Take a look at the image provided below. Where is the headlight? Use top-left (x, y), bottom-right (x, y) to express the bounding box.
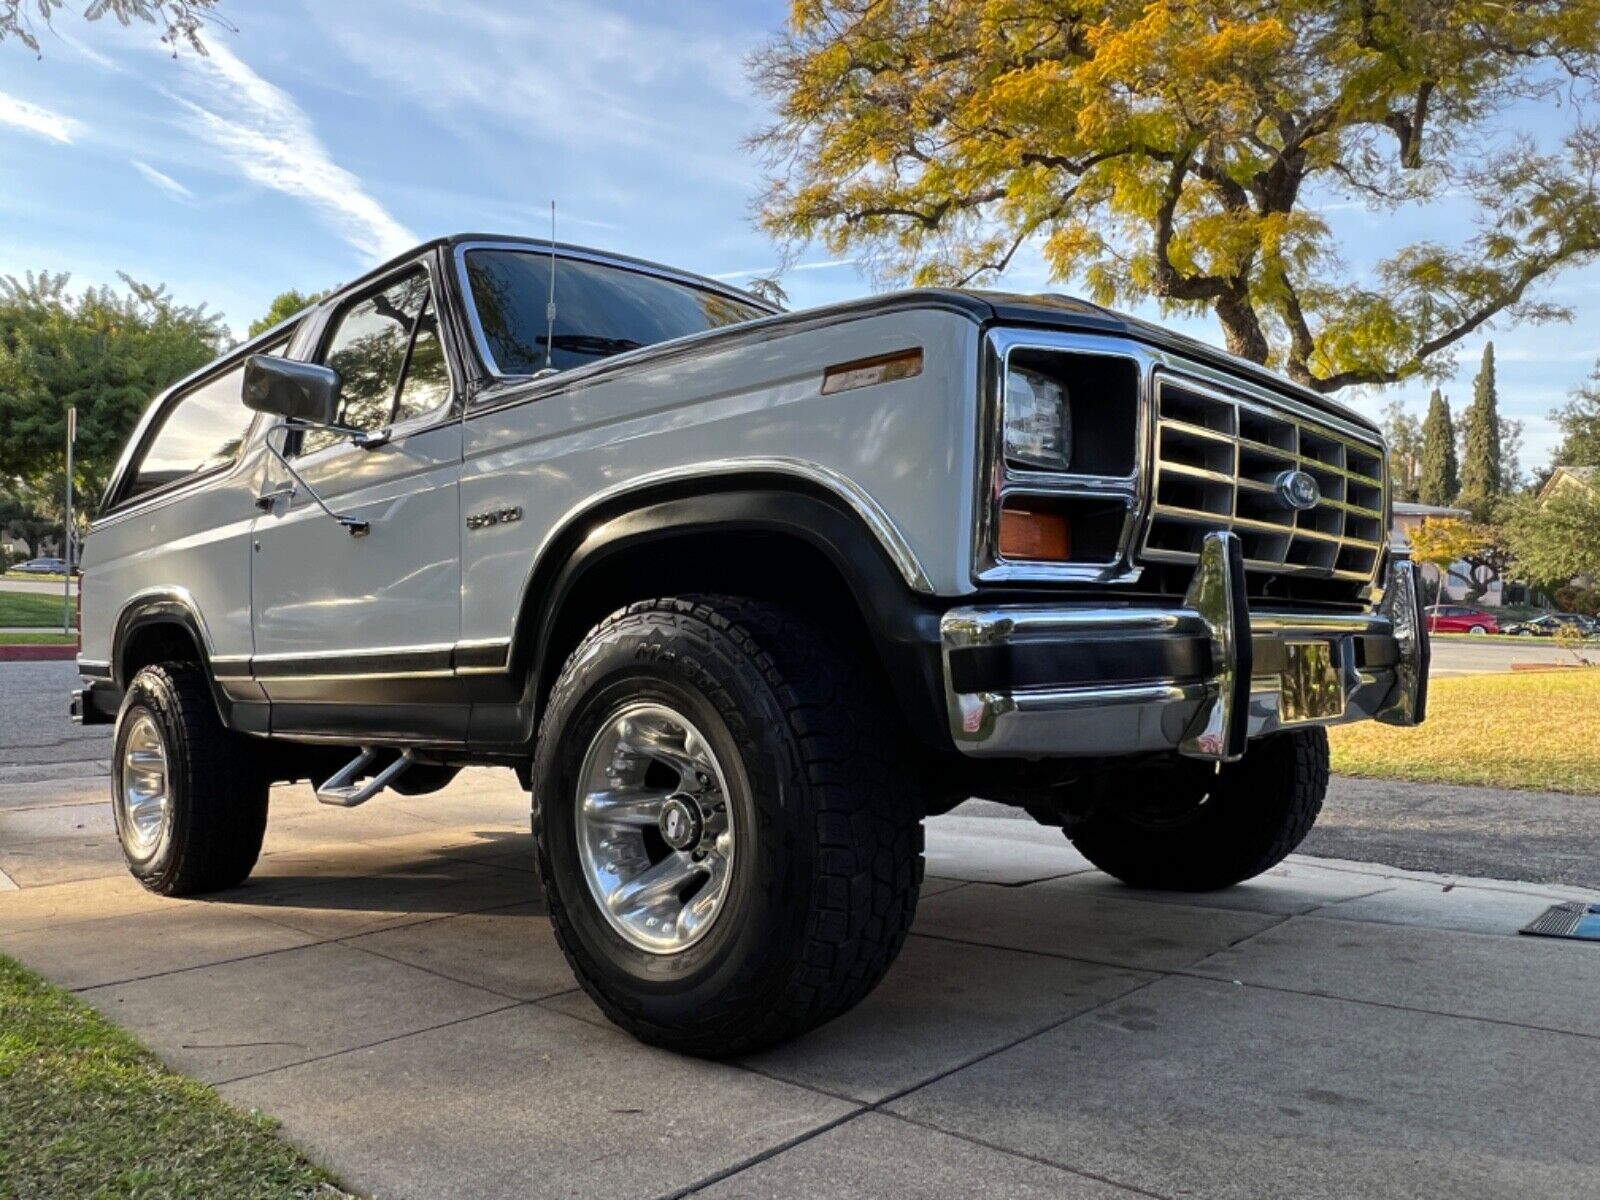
top-left (1004, 365), bottom-right (1071, 471)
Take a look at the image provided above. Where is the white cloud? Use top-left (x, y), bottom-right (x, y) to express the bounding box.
top-left (0, 90), bottom-right (82, 144)
top-left (170, 42), bottom-right (415, 260)
top-left (132, 159), bottom-right (194, 200)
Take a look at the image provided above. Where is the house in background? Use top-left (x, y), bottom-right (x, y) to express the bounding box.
top-left (1391, 500), bottom-right (1503, 605)
top-left (1538, 465), bottom-right (1597, 503)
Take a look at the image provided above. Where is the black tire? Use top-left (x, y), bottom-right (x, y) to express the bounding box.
top-left (1067, 729), bottom-right (1328, 892)
top-left (531, 596), bottom-right (923, 1056)
top-left (112, 663), bottom-right (269, 896)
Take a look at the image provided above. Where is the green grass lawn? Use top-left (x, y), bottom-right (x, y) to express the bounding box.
top-left (0, 592), bottom-right (75, 627)
top-left (0, 633), bottom-right (75, 646)
top-left (1329, 668), bottom-right (1600, 794)
top-left (0, 955), bottom-right (347, 1199)
top-left (1, 571), bottom-right (71, 584)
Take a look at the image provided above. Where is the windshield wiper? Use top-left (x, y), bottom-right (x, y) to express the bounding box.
top-left (535, 333), bottom-right (645, 357)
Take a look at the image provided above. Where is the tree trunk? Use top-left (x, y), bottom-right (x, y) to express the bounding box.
top-left (1213, 290), bottom-right (1272, 365)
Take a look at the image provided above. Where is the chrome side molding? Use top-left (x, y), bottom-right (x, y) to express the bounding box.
top-left (1179, 530), bottom-right (1253, 763)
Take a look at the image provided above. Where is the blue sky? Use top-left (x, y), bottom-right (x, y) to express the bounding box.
top-left (2, 0), bottom-right (1597, 473)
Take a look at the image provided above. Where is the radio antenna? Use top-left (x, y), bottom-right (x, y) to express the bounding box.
top-left (544, 200), bottom-right (557, 371)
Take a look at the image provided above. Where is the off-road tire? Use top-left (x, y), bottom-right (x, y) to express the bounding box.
top-left (113, 663), bottom-right (269, 896)
top-left (1067, 728), bottom-right (1328, 891)
top-left (531, 596), bottom-right (923, 1056)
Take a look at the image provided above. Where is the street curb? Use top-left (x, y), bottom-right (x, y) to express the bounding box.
top-left (0, 645), bottom-right (76, 662)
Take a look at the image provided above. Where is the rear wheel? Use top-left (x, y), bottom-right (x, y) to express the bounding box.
top-left (531, 596), bottom-right (923, 1056)
top-left (1066, 729), bottom-right (1328, 892)
top-left (112, 663), bottom-right (269, 896)
top-left (1469, 624), bottom-right (1489, 635)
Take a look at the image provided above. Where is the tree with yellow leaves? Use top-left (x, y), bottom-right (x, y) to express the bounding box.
top-left (750, 1), bottom-right (1600, 392)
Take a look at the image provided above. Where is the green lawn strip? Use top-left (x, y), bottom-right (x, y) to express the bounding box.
top-left (0, 572), bottom-right (70, 584)
top-left (1432, 632), bottom-right (1600, 647)
top-left (1329, 668), bottom-right (1600, 795)
top-left (0, 593), bottom-right (75, 627)
top-left (0, 955), bottom-right (348, 1199)
top-left (0, 633), bottom-right (76, 646)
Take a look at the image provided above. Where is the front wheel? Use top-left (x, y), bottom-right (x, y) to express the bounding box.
top-left (1066, 729), bottom-right (1329, 892)
top-left (531, 596), bottom-right (923, 1056)
top-left (112, 663), bottom-right (269, 896)
top-left (1469, 625), bottom-right (1489, 635)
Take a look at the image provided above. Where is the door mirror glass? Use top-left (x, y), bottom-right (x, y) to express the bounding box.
top-left (243, 354), bottom-right (342, 426)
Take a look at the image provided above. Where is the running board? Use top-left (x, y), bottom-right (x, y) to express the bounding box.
top-left (315, 748), bottom-right (415, 808)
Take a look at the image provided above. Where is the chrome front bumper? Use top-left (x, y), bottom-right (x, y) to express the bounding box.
top-left (941, 531), bottom-right (1429, 761)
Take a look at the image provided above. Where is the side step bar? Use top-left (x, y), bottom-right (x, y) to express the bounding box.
top-left (315, 748), bottom-right (416, 808)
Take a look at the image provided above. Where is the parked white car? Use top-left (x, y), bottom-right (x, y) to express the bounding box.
top-left (73, 234), bottom-right (1427, 1053)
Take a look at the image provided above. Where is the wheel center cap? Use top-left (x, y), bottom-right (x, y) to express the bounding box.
top-left (658, 795), bottom-right (703, 851)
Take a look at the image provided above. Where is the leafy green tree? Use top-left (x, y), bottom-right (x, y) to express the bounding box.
top-left (1418, 389), bottom-right (1459, 505)
top-left (751, 1), bottom-right (1600, 391)
top-left (248, 289), bottom-right (327, 338)
top-left (1380, 398), bottom-right (1422, 503)
top-left (0, 271), bottom-right (228, 515)
top-left (1460, 342), bottom-right (1501, 502)
top-left (1505, 490), bottom-right (1600, 589)
top-left (1553, 363), bottom-right (1600, 469)
top-left (2, 0), bottom-right (225, 55)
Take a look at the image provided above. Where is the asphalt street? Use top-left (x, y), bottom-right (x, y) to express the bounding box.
top-left (4, 657), bottom-right (1597, 890)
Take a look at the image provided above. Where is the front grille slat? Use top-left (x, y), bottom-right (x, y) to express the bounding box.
top-left (1144, 376), bottom-right (1386, 600)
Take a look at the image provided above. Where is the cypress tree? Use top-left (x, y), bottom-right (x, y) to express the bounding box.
top-left (1418, 388), bottom-right (1459, 504)
top-left (1461, 342), bottom-right (1501, 499)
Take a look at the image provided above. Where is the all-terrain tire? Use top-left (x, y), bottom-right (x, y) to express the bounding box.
top-left (1067, 728), bottom-right (1328, 891)
top-left (530, 596), bottom-right (923, 1056)
top-left (112, 663), bottom-right (269, 896)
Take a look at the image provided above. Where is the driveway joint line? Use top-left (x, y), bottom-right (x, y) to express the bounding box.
top-left (211, 1000), bottom-right (529, 1087)
top-left (337, 935), bottom-right (570, 1005)
top-left (882, 1110), bottom-right (1175, 1200)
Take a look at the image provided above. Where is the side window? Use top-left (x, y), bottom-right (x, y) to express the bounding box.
top-left (303, 267), bottom-right (450, 454)
top-left (127, 362), bottom-right (254, 499)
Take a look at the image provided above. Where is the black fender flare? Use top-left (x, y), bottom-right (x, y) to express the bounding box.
top-left (110, 590), bottom-right (262, 730)
top-left (509, 479), bottom-right (949, 748)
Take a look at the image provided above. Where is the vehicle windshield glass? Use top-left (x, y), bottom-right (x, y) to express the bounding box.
top-left (462, 248), bottom-right (768, 376)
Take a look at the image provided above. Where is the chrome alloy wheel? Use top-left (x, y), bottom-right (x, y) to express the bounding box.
top-left (119, 712), bottom-right (171, 858)
top-left (575, 702), bottom-right (736, 954)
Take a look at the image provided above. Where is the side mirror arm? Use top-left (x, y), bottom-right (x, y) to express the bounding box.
top-left (262, 424), bottom-right (371, 537)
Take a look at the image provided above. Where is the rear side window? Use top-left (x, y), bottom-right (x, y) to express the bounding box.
top-left (127, 362), bottom-right (253, 499)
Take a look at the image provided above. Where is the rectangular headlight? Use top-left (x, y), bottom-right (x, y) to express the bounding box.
top-left (1004, 364), bottom-right (1071, 471)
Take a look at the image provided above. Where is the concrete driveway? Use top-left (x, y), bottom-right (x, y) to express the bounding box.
top-left (3, 763), bottom-right (1598, 1199)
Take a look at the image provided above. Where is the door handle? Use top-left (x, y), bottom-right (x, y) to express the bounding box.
top-left (255, 486), bottom-right (296, 512)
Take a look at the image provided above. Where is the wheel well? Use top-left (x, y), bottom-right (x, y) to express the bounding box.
top-left (120, 620), bottom-right (204, 684)
top-left (537, 530), bottom-right (882, 716)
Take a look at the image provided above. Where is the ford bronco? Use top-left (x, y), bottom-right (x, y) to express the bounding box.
top-left (72, 234), bottom-right (1427, 1054)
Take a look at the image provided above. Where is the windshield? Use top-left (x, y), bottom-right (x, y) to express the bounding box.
top-left (462, 248), bottom-right (769, 375)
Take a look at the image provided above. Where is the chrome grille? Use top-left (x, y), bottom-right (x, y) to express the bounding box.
top-left (1143, 375), bottom-right (1386, 585)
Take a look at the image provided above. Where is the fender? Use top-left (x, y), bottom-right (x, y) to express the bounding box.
top-left (466, 478), bottom-right (950, 750)
top-left (110, 588), bottom-right (269, 734)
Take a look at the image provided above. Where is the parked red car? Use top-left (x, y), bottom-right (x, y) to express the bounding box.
top-left (1425, 605), bottom-right (1500, 635)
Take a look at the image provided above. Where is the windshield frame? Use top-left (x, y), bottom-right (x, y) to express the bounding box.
top-left (451, 239), bottom-right (778, 382)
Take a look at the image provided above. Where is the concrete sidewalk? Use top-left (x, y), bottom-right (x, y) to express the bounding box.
top-left (2, 769), bottom-right (1598, 1199)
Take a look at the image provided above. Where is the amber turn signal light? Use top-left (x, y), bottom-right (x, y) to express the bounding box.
top-left (998, 505), bottom-right (1072, 562)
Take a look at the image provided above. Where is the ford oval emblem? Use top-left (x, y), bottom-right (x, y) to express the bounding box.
top-left (1276, 469), bottom-right (1321, 511)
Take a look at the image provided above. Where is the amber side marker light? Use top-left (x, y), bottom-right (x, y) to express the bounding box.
top-left (821, 348), bottom-right (923, 395)
top-left (998, 504), bottom-right (1072, 562)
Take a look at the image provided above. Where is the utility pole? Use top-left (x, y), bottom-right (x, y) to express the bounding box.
top-left (63, 406), bottom-right (75, 635)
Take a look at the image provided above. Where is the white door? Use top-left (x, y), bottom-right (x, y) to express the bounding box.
top-left (250, 262), bottom-right (465, 739)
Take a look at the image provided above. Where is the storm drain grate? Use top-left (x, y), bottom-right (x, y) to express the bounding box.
top-left (1520, 902), bottom-right (1600, 942)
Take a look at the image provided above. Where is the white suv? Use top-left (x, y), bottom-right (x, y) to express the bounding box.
top-left (73, 234), bottom-right (1427, 1053)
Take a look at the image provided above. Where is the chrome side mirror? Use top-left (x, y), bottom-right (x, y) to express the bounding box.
top-left (243, 354), bottom-right (342, 426)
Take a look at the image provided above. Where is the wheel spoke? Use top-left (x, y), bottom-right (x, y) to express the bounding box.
top-left (675, 853), bottom-right (727, 942)
top-left (606, 852), bottom-right (704, 916)
top-left (582, 787), bottom-right (672, 827)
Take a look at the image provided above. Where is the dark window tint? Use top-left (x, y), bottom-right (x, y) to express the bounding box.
top-left (127, 363), bottom-right (252, 498)
top-left (394, 294), bottom-right (450, 423)
top-left (463, 249), bottom-right (766, 377)
top-left (304, 268), bottom-right (450, 454)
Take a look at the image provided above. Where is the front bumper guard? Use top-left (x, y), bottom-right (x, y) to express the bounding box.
top-left (941, 531), bottom-right (1429, 761)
